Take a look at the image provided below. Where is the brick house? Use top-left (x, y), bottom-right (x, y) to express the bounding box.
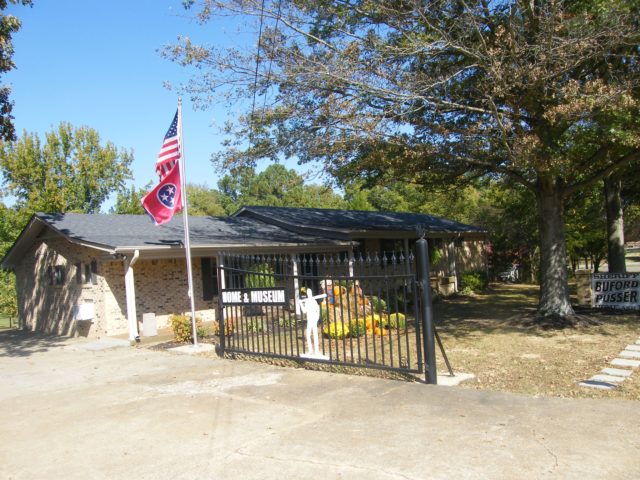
top-left (2, 208), bottom-right (486, 340)
top-left (1, 213), bottom-right (349, 340)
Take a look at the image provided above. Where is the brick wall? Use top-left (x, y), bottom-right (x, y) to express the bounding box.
top-left (15, 237), bottom-right (105, 337)
top-left (455, 239), bottom-right (487, 273)
top-left (105, 257), bottom-right (217, 336)
top-left (15, 236), bottom-right (218, 338)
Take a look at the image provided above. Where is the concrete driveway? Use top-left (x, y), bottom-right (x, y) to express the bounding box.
top-left (1, 331), bottom-right (639, 480)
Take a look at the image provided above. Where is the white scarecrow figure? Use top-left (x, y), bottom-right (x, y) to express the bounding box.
top-left (297, 288), bottom-right (327, 358)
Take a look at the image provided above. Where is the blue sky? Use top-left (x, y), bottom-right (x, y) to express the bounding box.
top-left (5, 0), bottom-right (257, 209)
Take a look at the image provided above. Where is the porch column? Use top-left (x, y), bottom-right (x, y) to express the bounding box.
top-left (291, 254), bottom-right (301, 314)
top-left (403, 238), bottom-right (411, 269)
top-left (447, 239), bottom-right (458, 291)
top-left (216, 254), bottom-right (226, 327)
top-left (124, 250), bottom-right (140, 343)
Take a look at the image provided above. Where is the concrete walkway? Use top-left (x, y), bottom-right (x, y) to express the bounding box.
top-left (1, 332), bottom-right (639, 479)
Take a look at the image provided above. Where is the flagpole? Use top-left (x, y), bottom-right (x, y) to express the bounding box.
top-left (177, 98), bottom-right (199, 347)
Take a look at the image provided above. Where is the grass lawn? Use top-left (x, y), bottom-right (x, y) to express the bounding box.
top-left (0, 315), bottom-right (17, 330)
top-left (435, 283), bottom-right (640, 400)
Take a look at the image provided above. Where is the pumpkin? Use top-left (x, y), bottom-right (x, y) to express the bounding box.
top-left (364, 314), bottom-right (381, 329)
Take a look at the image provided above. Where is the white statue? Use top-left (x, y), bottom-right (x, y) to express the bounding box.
top-left (297, 288), bottom-right (327, 359)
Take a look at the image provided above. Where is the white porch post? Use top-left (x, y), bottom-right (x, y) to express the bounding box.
top-left (447, 239), bottom-right (458, 291)
top-left (124, 250), bottom-right (140, 343)
top-left (404, 238), bottom-right (411, 270)
top-left (216, 254), bottom-right (226, 323)
top-left (291, 254), bottom-right (301, 314)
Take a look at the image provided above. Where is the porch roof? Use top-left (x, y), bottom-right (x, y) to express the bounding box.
top-left (233, 206), bottom-right (486, 239)
top-left (1, 213), bottom-right (351, 268)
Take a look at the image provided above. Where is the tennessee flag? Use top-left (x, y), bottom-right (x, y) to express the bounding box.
top-left (141, 161), bottom-right (182, 225)
top-left (142, 110), bottom-right (183, 225)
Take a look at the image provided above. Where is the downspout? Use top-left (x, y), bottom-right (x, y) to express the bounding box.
top-left (124, 250), bottom-right (140, 344)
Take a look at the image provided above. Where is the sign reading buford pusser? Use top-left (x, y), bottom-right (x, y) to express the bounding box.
top-left (592, 273), bottom-right (640, 310)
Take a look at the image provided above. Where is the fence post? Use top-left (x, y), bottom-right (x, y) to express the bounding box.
top-left (416, 236), bottom-right (437, 384)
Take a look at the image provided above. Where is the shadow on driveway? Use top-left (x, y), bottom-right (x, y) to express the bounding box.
top-left (0, 330), bottom-right (69, 358)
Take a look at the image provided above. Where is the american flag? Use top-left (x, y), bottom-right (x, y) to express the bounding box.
top-left (155, 110), bottom-right (180, 180)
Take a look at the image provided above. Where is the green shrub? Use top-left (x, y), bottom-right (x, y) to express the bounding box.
top-left (323, 322), bottom-right (349, 339)
top-left (348, 318), bottom-right (366, 337)
top-left (459, 286), bottom-right (475, 297)
top-left (169, 314), bottom-right (207, 343)
top-left (460, 270), bottom-right (488, 293)
top-left (387, 312), bottom-right (406, 329)
top-left (245, 263), bottom-right (276, 288)
top-left (370, 296), bottom-right (387, 314)
top-left (246, 319), bottom-right (263, 333)
top-left (320, 305), bottom-right (328, 323)
top-left (278, 316), bottom-right (296, 328)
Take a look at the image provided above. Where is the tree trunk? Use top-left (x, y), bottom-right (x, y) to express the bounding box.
top-left (604, 176), bottom-right (626, 273)
top-left (536, 179), bottom-right (575, 319)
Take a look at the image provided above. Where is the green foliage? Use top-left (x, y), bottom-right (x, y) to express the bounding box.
top-left (460, 271), bottom-right (488, 294)
top-left (320, 305), bottom-right (328, 323)
top-left (168, 314), bottom-right (207, 343)
top-left (323, 321), bottom-right (349, 339)
top-left (246, 319), bottom-right (264, 333)
top-left (0, 123), bottom-right (133, 213)
top-left (278, 316), bottom-right (296, 328)
top-left (110, 184), bottom-right (148, 214)
top-left (387, 312), bottom-right (406, 329)
top-left (480, 181), bottom-right (539, 282)
top-left (0, 270), bottom-right (17, 317)
top-left (218, 164), bottom-right (345, 215)
top-left (185, 183), bottom-right (226, 216)
top-left (169, 0), bottom-right (640, 319)
top-left (565, 185), bottom-right (607, 272)
top-left (429, 244), bottom-right (443, 266)
top-left (348, 318), bottom-right (366, 337)
top-left (0, 0), bottom-right (32, 141)
top-left (245, 263), bottom-right (276, 288)
top-left (369, 296), bottom-right (387, 314)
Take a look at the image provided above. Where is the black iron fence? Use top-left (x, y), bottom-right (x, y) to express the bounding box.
top-left (217, 245), bottom-right (438, 382)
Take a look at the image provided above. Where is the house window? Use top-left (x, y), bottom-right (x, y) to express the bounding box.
top-left (75, 262), bottom-right (92, 285)
top-left (48, 265), bottom-right (65, 285)
top-left (201, 258), bottom-right (219, 301)
top-left (90, 260), bottom-right (98, 284)
top-left (74, 261), bottom-right (97, 285)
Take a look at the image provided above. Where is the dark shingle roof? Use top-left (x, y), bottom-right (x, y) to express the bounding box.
top-left (234, 206), bottom-right (485, 236)
top-left (1, 213), bottom-right (349, 268)
top-left (36, 213), bottom-right (347, 249)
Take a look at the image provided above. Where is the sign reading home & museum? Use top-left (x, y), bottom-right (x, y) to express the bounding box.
top-left (221, 288), bottom-right (287, 306)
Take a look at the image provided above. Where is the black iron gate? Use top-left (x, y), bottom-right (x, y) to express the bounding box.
top-left (217, 241), bottom-right (438, 382)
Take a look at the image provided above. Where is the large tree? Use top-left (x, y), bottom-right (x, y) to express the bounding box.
top-left (0, 122), bottom-right (133, 213)
top-left (167, 0), bottom-right (640, 322)
top-left (0, 123), bottom-right (133, 317)
top-left (0, 0), bottom-right (32, 142)
top-left (218, 163), bottom-right (345, 214)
